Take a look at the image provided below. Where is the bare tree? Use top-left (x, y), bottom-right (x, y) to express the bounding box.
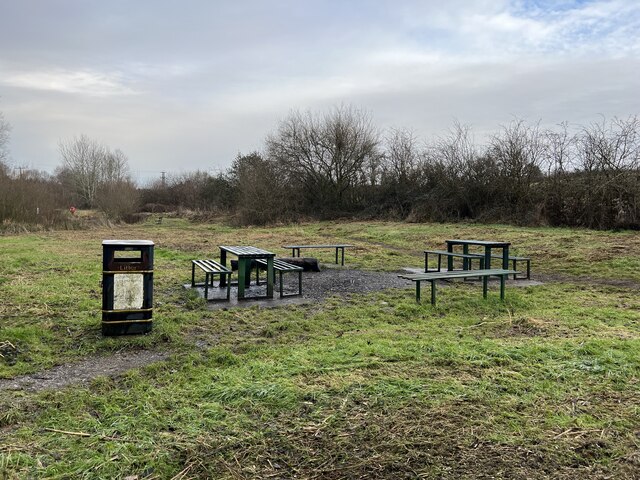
top-left (488, 119), bottom-right (545, 219)
top-left (575, 116), bottom-right (640, 228)
top-left (266, 105), bottom-right (380, 215)
top-left (0, 110), bottom-right (10, 166)
top-left (57, 135), bottom-right (132, 208)
top-left (379, 128), bottom-right (423, 217)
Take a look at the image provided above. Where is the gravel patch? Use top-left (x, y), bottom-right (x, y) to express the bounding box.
top-left (0, 350), bottom-right (169, 392)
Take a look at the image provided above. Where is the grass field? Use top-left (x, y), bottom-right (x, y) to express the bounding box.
top-left (1, 218), bottom-right (639, 479)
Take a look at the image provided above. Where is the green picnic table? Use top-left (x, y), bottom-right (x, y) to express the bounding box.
top-left (219, 246), bottom-right (275, 300)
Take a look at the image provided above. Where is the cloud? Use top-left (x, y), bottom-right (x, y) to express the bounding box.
top-left (0, 0), bottom-right (638, 181)
top-left (1, 68), bottom-right (138, 97)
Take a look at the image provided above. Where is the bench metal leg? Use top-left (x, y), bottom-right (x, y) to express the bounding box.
top-left (335, 248), bottom-right (339, 264)
top-left (204, 273), bottom-right (210, 300)
top-left (191, 262), bottom-right (196, 287)
top-left (424, 252), bottom-right (428, 273)
top-left (482, 276), bottom-right (488, 299)
top-left (527, 260), bottom-right (531, 280)
top-left (416, 280), bottom-right (421, 303)
top-left (513, 260), bottom-right (517, 280)
top-left (500, 274), bottom-right (506, 300)
top-left (431, 280), bottom-right (436, 306)
top-left (462, 244), bottom-right (469, 270)
top-left (437, 254), bottom-right (442, 272)
top-left (226, 274), bottom-right (231, 300)
top-left (279, 271), bottom-right (284, 298)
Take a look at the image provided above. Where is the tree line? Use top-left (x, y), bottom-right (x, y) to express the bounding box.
top-left (1, 106), bottom-right (639, 230)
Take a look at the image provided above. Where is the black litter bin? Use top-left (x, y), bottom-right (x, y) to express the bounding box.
top-left (102, 240), bottom-right (154, 335)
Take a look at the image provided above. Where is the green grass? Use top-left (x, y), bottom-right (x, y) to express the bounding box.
top-left (1, 220), bottom-right (639, 478)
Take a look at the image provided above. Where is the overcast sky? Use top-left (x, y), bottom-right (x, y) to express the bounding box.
top-left (1, 0), bottom-right (639, 183)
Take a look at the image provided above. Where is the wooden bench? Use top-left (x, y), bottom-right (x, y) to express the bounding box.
top-left (424, 250), bottom-right (485, 273)
top-left (255, 259), bottom-right (303, 298)
top-left (282, 244), bottom-right (354, 266)
top-left (399, 269), bottom-right (517, 305)
top-left (191, 259), bottom-right (231, 301)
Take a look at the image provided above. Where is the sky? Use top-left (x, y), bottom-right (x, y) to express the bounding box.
top-left (1, 0), bottom-right (639, 184)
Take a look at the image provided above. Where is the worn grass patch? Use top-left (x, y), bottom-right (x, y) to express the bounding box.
top-left (1, 220), bottom-right (639, 478)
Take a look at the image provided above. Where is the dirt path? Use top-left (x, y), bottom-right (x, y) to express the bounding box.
top-left (0, 350), bottom-right (169, 392)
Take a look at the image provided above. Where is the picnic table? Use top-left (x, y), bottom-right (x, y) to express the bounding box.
top-left (282, 244), bottom-right (354, 266)
top-left (445, 239), bottom-right (510, 270)
top-left (219, 246), bottom-right (275, 299)
top-left (445, 239), bottom-right (510, 297)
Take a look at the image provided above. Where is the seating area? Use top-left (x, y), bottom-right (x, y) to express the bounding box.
top-left (405, 238), bottom-right (532, 304)
top-left (188, 237), bottom-right (532, 306)
top-left (399, 268), bottom-right (517, 305)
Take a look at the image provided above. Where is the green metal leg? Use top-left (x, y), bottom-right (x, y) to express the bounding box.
top-left (513, 260), bottom-right (517, 280)
top-left (500, 274), bottom-right (505, 300)
top-left (341, 247), bottom-right (345, 266)
top-left (502, 246), bottom-right (509, 270)
top-left (527, 260), bottom-right (531, 279)
top-left (424, 252), bottom-right (428, 273)
top-left (463, 244), bottom-right (469, 270)
top-left (279, 271), bottom-right (284, 298)
top-left (191, 262), bottom-right (196, 287)
top-left (431, 280), bottom-right (436, 306)
top-left (335, 248), bottom-right (339, 264)
top-left (416, 280), bottom-right (421, 303)
top-left (266, 257), bottom-right (274, 299)
top-left (482, 276), bottom-right (488, 299)
top-left (238, 258), bottom-right (246, 299)
top-left (447, 243), bottom-right (454, 271)
top-left (204, 273), bottom-right (209, 300)
top-left (220, 250), bottom-right (227, 286)
top-left (226, 274), bottom-right (231, 300)
top-left (298, 271), bottom-right (302, 295)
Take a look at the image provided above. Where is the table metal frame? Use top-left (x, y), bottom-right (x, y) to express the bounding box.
top-left (219, 246), bottom-right (275, 299)
top-left (445, 239), bottom-right (511, 299)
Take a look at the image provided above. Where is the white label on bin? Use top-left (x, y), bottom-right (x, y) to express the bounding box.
top-left (113, 274), bottom-right (144, 310)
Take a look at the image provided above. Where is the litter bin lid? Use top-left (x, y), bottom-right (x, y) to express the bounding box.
top-left (102, 240), bottom-right (155, 246)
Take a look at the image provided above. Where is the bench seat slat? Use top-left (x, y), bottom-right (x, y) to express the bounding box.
top-left (400, 269), bottom-right (516, 281)
top-left (424, 250), bottom-right (484, 259)
top-left (255, 258), bottom-right (303, 272)
top-left (192, 259), bottom-right (231, 273)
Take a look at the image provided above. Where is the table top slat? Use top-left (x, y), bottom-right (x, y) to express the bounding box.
top-left (282, 244), bottom-right (354, 248)
top-left (445, 239), bottom-right (510, 247)
top-left (219, 245), bottom-right (275, 257)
